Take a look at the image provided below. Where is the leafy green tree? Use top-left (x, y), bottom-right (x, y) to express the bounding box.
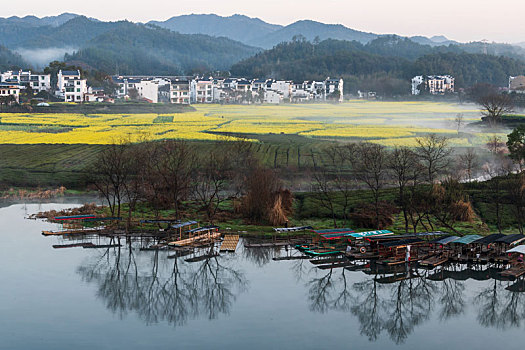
top-left (507, 126), bottom-right (525, 167)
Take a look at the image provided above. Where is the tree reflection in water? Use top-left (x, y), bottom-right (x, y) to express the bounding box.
top-left (303, 263), bottom-right (525, 344)
top-left (77, 246), bottom-right (248, 327)
top-left (475, 279), bottom-right (525, 329)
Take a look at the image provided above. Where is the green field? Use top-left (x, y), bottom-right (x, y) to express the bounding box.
top-left (0, 100), bottom-right (505, 187)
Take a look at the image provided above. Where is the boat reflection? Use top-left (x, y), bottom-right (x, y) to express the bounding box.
top-left (301, 260), bottom-right (525, 344)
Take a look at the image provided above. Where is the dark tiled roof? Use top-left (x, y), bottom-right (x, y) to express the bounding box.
top-left (495, 234), bottom-right (525, 245)
top-left (61, 70), bottom-right (80, 76)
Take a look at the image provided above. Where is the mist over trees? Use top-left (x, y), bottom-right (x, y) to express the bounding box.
top-left (231, 38), bottom-right (525, 94)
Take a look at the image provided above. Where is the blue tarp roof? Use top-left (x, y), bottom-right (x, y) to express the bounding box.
top-left (451, 235), bottom-right (482, 245)
top-left (274, 226), bottom-right (313, 232)
top-left (172, 221), bottom-right (198, 229)
top-left (187, 226), bottom-right (219, 234)
top-left (433, 235), bottom-right (460, 245)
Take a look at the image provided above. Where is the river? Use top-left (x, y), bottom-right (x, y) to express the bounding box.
top-left (1, 200), bottom-right (524, 349)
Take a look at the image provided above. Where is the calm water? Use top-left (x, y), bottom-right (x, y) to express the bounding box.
top-left (1, 201), bottom-right (525, 349)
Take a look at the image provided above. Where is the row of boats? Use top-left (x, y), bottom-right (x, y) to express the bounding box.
top-left (281, 227), bottom-right (525, 278)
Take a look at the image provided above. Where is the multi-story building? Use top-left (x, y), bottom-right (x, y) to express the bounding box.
top-left (509, 76), bottom-right (525, 93)
top-left (325, 78), bottom-right (344, 102)
top-left (190, 78), bottom-right (214, 103)
top-left (412, 75), bottom-right (455, 95)
top-left (0, 83), bottom-right (21, 103)
top-left (1, 70), bottom-right (51, 93)
top-left (56, 70), bottom-right (87, 102)
top-left (170, 80), bottom-right (190, 104)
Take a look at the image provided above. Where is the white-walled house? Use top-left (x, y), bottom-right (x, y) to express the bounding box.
top-left (325, 78), bottom-right (344, 102)
top-left (509, 76), bottom-right (525, 93)
top-left (170, 80), bottom-right (190, 104)
top-left (0, 83), bottom-right (21, 103)
top-left (1, 70), bottom-right (51, 92)
top-left (56, 70), bottom-right (87, 102)
top-left (190, 78), bottom-right (214, 103)
top-left (412, 75), bottom-right (455, 95)
top-left (135, 80), bottom-right (160, 103)
top-left (264, 90), bottom-right (282, 104)
top-left (411, 76), bottom-right (425, 95)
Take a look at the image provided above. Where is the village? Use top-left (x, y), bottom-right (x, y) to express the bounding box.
top-left (0, 69), bottom-right (345, 105)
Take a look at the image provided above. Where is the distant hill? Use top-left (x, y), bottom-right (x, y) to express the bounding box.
top-left (149, 14), bottom-right (282, 46)
top-left (231, 39), bottom-right (525, 90)
top-left (65, 22), bottom-right (260, 75)
top-left (0, 45), bottom-right (28, 71)
top-left (0, 16), bottom-right (117, 49)
top-left (0, 13), bottom-right (80, 27)
top-left (250, 20), bottom-right (377, 48)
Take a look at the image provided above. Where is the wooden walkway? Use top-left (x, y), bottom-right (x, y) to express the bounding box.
top-left (220, 235), bottom-right (240, 252)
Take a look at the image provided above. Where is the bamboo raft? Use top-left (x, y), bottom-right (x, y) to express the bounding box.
top-left (168, 232), bottom-right (221, 247)
top-left (219, 235), bottom-right (240, 252)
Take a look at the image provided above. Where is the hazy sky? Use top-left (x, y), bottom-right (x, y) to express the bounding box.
top-left (5, 0), bottom-right (525, 43)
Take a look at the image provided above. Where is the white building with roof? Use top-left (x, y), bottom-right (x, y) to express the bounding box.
top-left (1, 70), bottom-right (51, 93)
top-left (56, 70), bottom-right (87, 102)
top-left (0, 82), bottom-right (21, 103)
top-left (412, 75), bottom-right (455, 95)
top-left (170, 80), bottom-right (190, 104)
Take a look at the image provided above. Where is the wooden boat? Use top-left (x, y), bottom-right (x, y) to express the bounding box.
top-left (500, 264), bottom-right (525, 279)
top-left (310, 257), bottom-right (348, 265)
top-left (53, 243), bottom-right (93, 249)
top-left (317, 261), bottom-right (354, 270)
top-left (419, 255), bottom-right (449, 268)
top-left (185, 253), bottom-right (220, 263)
top-left (272, 256), bottom-right (311, 261)
top-left (83, 244), bottom-right (121, 249)
top-left (303, 249), bottom-right (342, 257)
top-left (42, 227), bottom-right (104, 236)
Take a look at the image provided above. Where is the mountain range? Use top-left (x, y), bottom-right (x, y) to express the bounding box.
top-left (0, 12), bottom-right (524, 90)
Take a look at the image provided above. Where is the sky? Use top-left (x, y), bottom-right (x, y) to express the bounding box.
top-left (4, 0), bottom-right (525, 43)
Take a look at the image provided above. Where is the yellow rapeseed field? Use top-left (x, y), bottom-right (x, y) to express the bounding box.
top-left (0, 101), bottom-right (485, 146)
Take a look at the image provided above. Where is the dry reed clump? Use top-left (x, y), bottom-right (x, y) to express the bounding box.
top-left (32, 203), bottom-right (99, 220)
top-left (2, 186), bottom-right (66, 200)
top-left (451, 199), bottom-right (476, 222)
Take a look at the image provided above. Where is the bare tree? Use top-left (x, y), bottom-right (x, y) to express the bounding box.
top-left (150, 140), bottom-right (197, 219)
top-left (478, 94), bottom-right (514, 127)
top-left (486, 135), bottom-right (506, 155)
top-left (92, 138), bottom-right (132, 219)
top-left (459, 149), bottom-right (478, 182)
top-left (416, 134), bottom-right (452, 183)
top-left (193, 147), bottom-right (233, 223)
top-left (389, 146), bottom-right (421, 232)
top-left (355, 143), bottom-right (389, 229)
top-left (311, 168), bottom-right (339, 228)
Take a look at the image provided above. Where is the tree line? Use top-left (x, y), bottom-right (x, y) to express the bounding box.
top-left (90, 138), bottom-right (293, 230)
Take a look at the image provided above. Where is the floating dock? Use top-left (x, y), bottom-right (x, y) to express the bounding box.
top-left (220, 235), bottom-right (240, 252)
